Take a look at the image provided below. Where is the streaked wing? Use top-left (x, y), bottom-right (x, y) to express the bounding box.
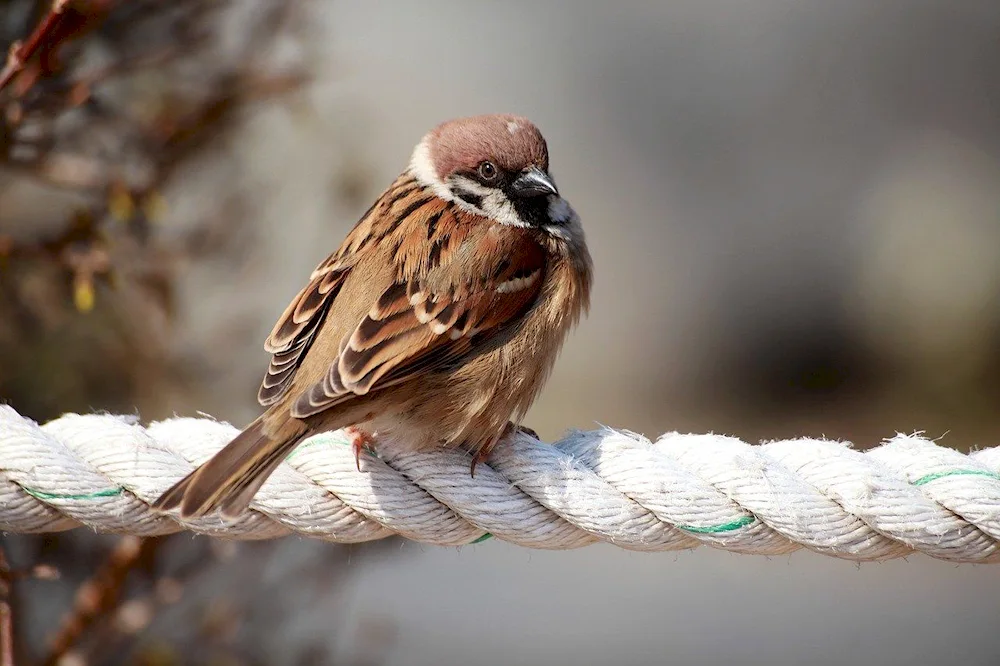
top-left (257, 173), bottom-right (433, 405)
top-left (291, 219), bottom-right (547, 418)
top-left (257, 260), bottom-right (348, 405)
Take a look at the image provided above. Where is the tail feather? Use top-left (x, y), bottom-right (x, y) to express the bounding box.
top-left (153, 416), bottom-right (308, 519)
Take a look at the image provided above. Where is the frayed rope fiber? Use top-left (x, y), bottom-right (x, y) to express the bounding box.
top-left (2, 404), bottom-right (1000, 562)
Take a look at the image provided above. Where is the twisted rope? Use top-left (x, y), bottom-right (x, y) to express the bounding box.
top-left (2, 405), bottom-right (1000, 562)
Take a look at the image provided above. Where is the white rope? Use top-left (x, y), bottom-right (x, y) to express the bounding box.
top-left (1, 404), bottom-right (999, 562)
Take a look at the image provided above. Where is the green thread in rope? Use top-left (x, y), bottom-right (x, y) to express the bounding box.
top-left (469, 533), bottom-right (493, 544)
top-left (679, 514), bottom-right (756, 534)
top-left (912, 469), bottom-right (1000, 486)
top-left (286, 432), bottom-right (348, 460)
top-left (287, 432), bottom-right (375, 461)
top-left (24, 486), bottom-right (123, 501)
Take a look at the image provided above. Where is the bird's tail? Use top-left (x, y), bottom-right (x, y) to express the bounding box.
top-left (153, 415), bottom-right (308, 519)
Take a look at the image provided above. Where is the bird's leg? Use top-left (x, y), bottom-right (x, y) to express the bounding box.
top-left (470, 441), bottom-right (494, 477)
top-left (345, 426), bottom-right (376, 471)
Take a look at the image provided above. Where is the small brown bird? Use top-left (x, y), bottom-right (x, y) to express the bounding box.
top-left (154, 114), bottom-right (592, 518)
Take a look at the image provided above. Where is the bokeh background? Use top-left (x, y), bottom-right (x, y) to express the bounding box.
top-left (3, 1), bottom-right (1000, 664)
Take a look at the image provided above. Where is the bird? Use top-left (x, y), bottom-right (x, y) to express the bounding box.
top-left (153, 113), bottom-right (593, 519)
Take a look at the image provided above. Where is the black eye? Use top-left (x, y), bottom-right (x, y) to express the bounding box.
top-left (477, 161), bottom-right (498, 182)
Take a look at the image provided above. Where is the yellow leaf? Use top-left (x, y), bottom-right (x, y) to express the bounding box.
top-left (74, 279), bottom-right (95, 313)
top-left (142, 190), bottom-right (168, 222)
top-left (109, 186), bottom-right (134, 222)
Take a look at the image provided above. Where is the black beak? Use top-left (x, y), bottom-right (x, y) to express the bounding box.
top-left (511, 167), bottom-right (558, 198)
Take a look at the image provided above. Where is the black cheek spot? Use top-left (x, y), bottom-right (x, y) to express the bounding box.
top-left (455, 188), bottom-right (483, 209)
top-left (511, 196), bottom-right (551, 228)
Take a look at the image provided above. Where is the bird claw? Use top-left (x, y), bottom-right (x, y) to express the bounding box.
top-left (470, 447), bottom-right (490, 477)
top-left (346, 427), bottom-right (376, 472)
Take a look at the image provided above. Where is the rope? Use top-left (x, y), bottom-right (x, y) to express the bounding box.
top-left (1, 404), bottom-right (999, 563)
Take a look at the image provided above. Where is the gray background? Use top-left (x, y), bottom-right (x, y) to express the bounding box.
top-left (202, 3), bottom-right (1000, 664)
top-left (5, 1), bottom-right (1000, 664)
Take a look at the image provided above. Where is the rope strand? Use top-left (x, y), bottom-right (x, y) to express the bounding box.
top-left (2, 405), bottom-right (999, 562)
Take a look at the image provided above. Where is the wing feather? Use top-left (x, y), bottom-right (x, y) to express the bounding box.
top-left (257, 173), bottom-right (428, 405)
top-left (257, 168), bottom-right (550, 417)
top-left (290, 227), bottom-right (547, 418)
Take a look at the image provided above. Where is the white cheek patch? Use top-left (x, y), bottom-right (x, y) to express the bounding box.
top-left (408, 137), bottom-right (453, 203)
top-left (410, 136), bottom-right (535, 230)
top-left (448, 176), bottom-right (530, 228)
top-left (483, 190), bottom-right (529, 228)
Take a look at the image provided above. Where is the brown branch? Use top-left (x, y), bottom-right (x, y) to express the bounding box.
top-left (42, 536), bottom-right (158, 666)
top-left (0, 604), bottom-right (11, 666)
top-left (69, 543), bottom-right (219, 665)
top-left (0, 544), bottom-right (63, 666)
top-left (0, 547), bottom-right (14, 666)
top-left (0, 0), bottom-right (72, 93)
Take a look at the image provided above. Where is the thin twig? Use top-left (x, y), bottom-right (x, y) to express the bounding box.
top-left (0, 545), bottom-right (61, 666)
top-left (0, 605), bottom-right (11, 666)
top-left (0, 546), bottom-right (14, 666)
top-left (80, 541), bottom-right (234, 664)
top-left (42, 536), bottom-right (157, 666)
top-left (0, 0), bottom-right (72, 93)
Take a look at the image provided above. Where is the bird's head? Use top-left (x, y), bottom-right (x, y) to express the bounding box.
top-left (409, 114), bottom-right (577, 235)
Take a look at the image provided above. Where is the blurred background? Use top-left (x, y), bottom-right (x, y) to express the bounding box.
top-left (2, 0), bottom-right (1000, 664)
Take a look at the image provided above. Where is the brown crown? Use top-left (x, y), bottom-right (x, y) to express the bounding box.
top-left (427, 114), bottom-right (549, 180)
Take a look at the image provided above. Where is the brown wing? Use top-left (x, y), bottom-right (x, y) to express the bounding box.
top-left (257, 173), bottom-right (434, 405)
top-left (291, 221), bottom-right (547, 419)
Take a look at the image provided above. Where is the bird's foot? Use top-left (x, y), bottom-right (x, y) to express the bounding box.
top-left (470, 444), bottom-right (493, 478)
top-left (346, 426), bottom-right (376, 471)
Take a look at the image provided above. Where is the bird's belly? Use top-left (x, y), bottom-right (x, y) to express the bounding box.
top-left (364, 343), bottom-right (549, 454)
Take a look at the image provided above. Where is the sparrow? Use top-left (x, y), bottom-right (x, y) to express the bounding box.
top-left (153, 114), bottom-right (593, 519)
